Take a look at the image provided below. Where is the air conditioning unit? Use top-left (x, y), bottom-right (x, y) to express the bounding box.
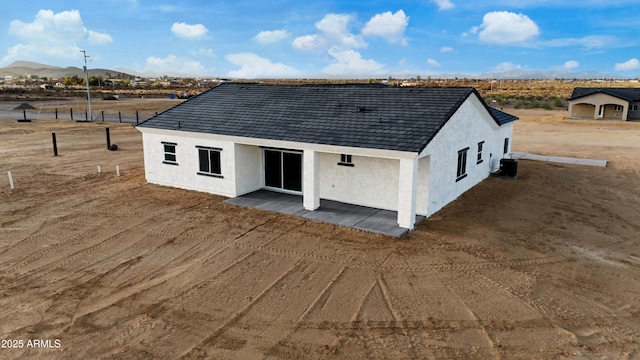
top-left (499, 158), bottom-right (518, 178)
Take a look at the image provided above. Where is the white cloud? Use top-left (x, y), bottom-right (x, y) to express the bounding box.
top-left (292, 13), bottom-right (366, 51)
top-left (145, 55), bottom-right (206, 75)
top-left (361, 10), bottom-right (409, 45)
top-left (193, 48), bottom-right (216, 57)
top-left (225, 53), bottom-right (300, 78)
top-left (432, 0), bottom-right (455, 10)
top-left (544, 35), bottom-right (615, 49)
top-left (292, 35), bottom-right (324, 51)
top-left (563, 60), bottom-right (579, 70)
top-left (322, 47), bottom-right (385, 75)
top-left (426, 58), bottom-right (441, 67)
top-left (9, 9), bottom-right (86, 43)
top-left (88, 31), bottom-right (113, 44)
top-left (2, 9), bottom-right (113, 64)
top-left (440, 46), bottom-right (453, 53)
top-left (254, 30), bottom-right (291, 44)
top-left (2, 43), bottom-right (82, 64)
top-left (477, 11), bottom-right (540, 45)
top-left (171, 22), bottom-right (209, 40)
top-left (493, 62), bottom-right (523, 72)
top-left (614, 58), bottom-right (640, 72)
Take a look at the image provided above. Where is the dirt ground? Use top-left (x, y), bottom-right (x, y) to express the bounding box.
top-left (1, 104), bottom-right (639, 359)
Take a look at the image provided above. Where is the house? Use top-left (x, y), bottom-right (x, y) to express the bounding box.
top-left (568, 87), bottom-right (640, 120)
top-left (136, 83), bottom-right (517, 231)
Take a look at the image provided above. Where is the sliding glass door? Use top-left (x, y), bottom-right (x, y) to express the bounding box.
top-left (264, 149), bottom-right (302, 192)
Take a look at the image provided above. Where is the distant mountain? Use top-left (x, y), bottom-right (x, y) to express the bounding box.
top-left (1, 60), bottom-right (634, 81)
top-left (5, 60), bottom-right (63, 70)
top-left (0, 60), bottom-right (134, 80)
top-left (114, 67), bottom-right (146, 78)
top-left (477, 70), bottom-right (629, 80)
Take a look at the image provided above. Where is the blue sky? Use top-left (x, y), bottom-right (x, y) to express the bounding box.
top-left (1, 0), bottom-right (639, 78)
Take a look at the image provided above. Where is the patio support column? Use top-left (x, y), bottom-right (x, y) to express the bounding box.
top-left (397, 157), bottom-right (418, 230)
top-left (303, 150), bottom-right (320, 210)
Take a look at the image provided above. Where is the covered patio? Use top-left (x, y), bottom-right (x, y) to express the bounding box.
top-left (224, 189), bottom-right (425, 237)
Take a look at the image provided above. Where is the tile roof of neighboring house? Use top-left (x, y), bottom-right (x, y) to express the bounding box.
top-left (569, 87), bottom-right (640, 102)
top-left (137, 83), bottom-right (518, 153)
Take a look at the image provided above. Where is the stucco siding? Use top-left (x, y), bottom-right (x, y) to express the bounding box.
top-left (416, 156), bottom-right (430, 216)
top-left (141, 131), bottom-right (238, 197)
top-left (234, 144), bottom-right (262, 195)
top-left (421, 94), bottom-right (513, 217)
top-left (571, 103), bottom-right (597, 118)
top-left (569, 93), bottom-right (629, 119)
top-left (319, 153), bottom-right (400, 211)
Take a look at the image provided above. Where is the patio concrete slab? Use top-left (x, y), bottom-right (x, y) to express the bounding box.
top-left (224, 189), bottom-right (422, 237)
top-left (354, 210), bottom-right (425, 238)
top-left (299, 200), bottom-right (379, 227)
top-left (226, 190), bottom-right (303, 215)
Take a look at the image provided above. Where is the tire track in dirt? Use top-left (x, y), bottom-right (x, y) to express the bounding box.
top-left (66, 219), bottom-right (263, 321)
top-left (70, 263), bottom-right (191, 325)
top-left (2, 226), bottom-right (125, 277)
top-left (377, 274), bottom-right (422, 359)
top-left (479, 263), bottom-right (640, 350)
top-left (434, 270), bottom-right (502, 359)
top-left (177, 259), bottom-right (304, 359)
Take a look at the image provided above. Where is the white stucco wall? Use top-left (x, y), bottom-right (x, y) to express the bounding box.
top-left (234, 143), bottom-right (262, 195)
top-left (420, 94), bottom-right (514, 217)
top-left (140, 131), bottom-right (240, 197)
top-left (319, 153), bottom-right (400, 211)
top-left (415, 156), bottom-right (430, 216)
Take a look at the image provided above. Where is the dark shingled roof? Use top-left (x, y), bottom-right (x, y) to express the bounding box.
top-left (138, 83), bottom-right (517, 153)
top-left (569, 87), bottom-right (640, 102)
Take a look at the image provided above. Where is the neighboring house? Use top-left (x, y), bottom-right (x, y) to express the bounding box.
top-left (136, 83), bottom-right (517, 231)
top-left (568, 87), bottom-right (640, 120)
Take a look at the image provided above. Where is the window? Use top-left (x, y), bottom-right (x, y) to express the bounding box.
top-left (614, 105), bottom-right (623, 112)
top-left (338, 154), bottom-right (354, 167)
top-left (197, 146), bottom-right (222, 178)
top-left (630, 104), bottom-right (638, 111)
top-left (456, 148), bottom-right (468, 181)
top-left (503, 138), bottom-right (510, 155)
top-left (162, 142), bottom-right (177, 165)
top-left (477, 141), bottom-right (484, 164)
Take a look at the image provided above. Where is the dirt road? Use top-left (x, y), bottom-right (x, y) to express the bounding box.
top-left (1, 109), bottom-right (639, 359)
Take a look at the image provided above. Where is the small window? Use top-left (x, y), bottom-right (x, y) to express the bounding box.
top-left (162, 142), bottom-right (177, 165)
top-left (197, 146), bottom-right (223, 178)
top-left (503, 138), bottom-right (510, 155)
top-left (456, 148), bottom-right (468, 181)
top-left (614, 105), bottom-right (623, 112)
top-left (338, 154), bottom-right (354, 167)
top-left (477, 141), bottom-right (484, 164)
top-left (631, 104), bottom-right (639, 111)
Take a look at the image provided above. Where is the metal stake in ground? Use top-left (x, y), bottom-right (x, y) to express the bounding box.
top-left (106, 128), bottom-right (111, 149)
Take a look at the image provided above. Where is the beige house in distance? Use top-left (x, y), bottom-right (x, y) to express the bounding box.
top-left (568, 88), bottom-right (640, 120)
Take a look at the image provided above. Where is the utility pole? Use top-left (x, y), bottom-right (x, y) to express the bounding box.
top-left (81, 50), bottom-right (93, 121)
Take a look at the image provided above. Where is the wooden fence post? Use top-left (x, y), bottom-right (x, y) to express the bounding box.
top-left (52, 133), bottom-right (58, 156)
